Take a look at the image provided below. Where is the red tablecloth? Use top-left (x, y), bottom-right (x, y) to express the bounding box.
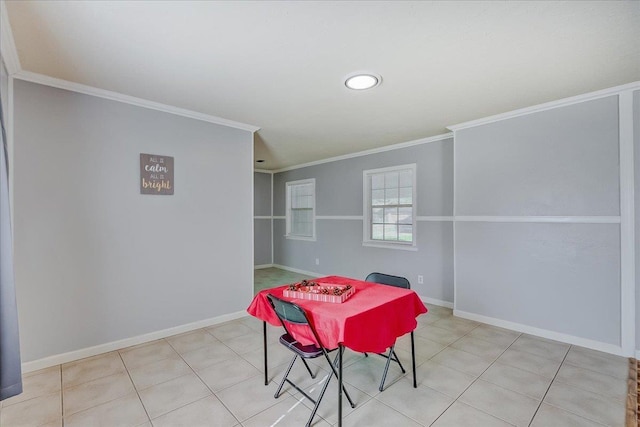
top-left (247, 276), bottom-right (427, 353)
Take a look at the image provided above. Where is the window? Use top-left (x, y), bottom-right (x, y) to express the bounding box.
top-left (286, 178), bottom-right (316, 240)
top-left (363, 164), bottom-right (416, 249)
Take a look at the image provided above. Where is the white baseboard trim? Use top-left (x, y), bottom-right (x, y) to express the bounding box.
top-left (254, 264), bottom-right (274, 269)
top-left (454, 309), bottom-right (626, 357)
top-left (272, 264), bottom-right (324, 277)
top-left (22, 310), bottom-right (248, 373)
top-left (419, 295), bottom-right (454, 309)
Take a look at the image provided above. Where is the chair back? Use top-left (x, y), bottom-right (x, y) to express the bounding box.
top-left (365, 272), bottom-right (410, 289)
top-left (267, 294), bottom-right (310, 325)
top-left (267, 293), bottom-right (328, 350)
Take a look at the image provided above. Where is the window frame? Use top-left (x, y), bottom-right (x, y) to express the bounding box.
top-left (362, 164), bottom-right (417, 251)
top-left (285, 178), bottom-right (316, 241)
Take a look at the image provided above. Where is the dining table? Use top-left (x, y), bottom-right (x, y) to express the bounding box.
top-left (247, 275), bottom-right (428, 426)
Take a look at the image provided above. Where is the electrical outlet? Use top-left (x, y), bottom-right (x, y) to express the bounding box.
top-left (315, 258), bottom-right (320, 265)
top-left (417, 275), bottom-right (424, 284)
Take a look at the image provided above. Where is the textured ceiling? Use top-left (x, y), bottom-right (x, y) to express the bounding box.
top-left (4, 1), bottom-right (640, 170)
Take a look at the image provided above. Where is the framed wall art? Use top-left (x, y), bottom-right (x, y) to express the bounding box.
top-left (140, 153), bottom-right (174, 195)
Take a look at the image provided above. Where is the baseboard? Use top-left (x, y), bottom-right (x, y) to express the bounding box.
top-left (454, 309), bottom-right (626, 357)
top-left (22, 310), bottom-right (248, 373)
top-left (254, 264), bottom-right (274, 270)
top-left (272, 264), bottom-right (323, 277)
top-left (420, 295), bottom-right (454, 309)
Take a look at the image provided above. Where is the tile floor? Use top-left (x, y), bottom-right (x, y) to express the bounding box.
top-left (1, 304), bottom-right (630, 427)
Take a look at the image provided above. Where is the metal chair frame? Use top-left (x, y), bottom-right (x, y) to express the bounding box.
top-left (266, 294), bottom-right (356, 427)
top-left (364, 272), bottom-right (417, 391)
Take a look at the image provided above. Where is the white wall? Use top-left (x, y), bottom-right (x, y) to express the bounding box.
top-left (12, 80), bottom-right (254, 363)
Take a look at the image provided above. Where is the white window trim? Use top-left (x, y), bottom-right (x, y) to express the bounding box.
top-left (285, 178), bottom-right (316, 241)
top-left (362, 164), bottom-right (417, 250)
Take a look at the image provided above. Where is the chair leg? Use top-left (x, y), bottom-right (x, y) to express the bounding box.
top-left (301, 357), bottom-right (316, 379)
top-left (263, 321), bottom-right (268, 386)
top-left (306, 360), bottom-right (335, 427)
top-left (306, 348), bottom-right (357, 427)
top-left (330, 348), bottom-right (356, 408)
top-left (379, 345), bottom-right (394, 392)
top-left (379, 344), bottom-right (406, 392)
top-left (411, 331), bottom-right (417, 388)
top-left (390, 348), bottom-right (406, 374)
top-left (274, 355), bottom-right (297, 398)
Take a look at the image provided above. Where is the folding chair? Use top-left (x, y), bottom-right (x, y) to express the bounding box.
top-left (364, 272), bottom-right (417, 391)
top-left (266, 294), bottom-right (356, 427)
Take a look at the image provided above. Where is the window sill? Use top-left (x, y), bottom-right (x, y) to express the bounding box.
top-left (362, 241), bottom-right (418, 251)
top-left (286, 235), bottom-right (317, 242)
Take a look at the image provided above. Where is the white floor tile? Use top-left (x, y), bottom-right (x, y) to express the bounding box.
top-left (5, 296), bottom-right (630, 427)
top-left (459, 380), bottom-right (539, 426)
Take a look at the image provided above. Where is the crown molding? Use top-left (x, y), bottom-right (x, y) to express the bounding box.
top-left (2, 1), bottom-right (260, 134)
top-left (448, 81), bottom-right (640, 132)
top-left (273, 132), bottom-right (453, 173)
top-left (0, 1), bottom-right (20, 75)
top-left (12, 70), bottom-right (261, 133)
top-left (253, 169), bottom-right (273, 174)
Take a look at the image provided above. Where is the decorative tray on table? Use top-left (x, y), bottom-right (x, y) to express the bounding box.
top-left (283, 280), bottom-right (355, 303)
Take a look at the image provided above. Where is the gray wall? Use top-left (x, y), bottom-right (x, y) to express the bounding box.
top-left (268, 90), bottom-right (636, 353)
top-left (635, 90), bottom-right (640, 352)
top-left (456, 222), bottom-right (620, 344)
top-left (13, 80), bottom-right (254, 362)
top-left (456, 97), bottom-right (620, 216)
top-left (0, 58), bottom-right (7, 125)
top-left (254, 172), bottom-right (272, 265)
top-left (455, 96), bottom-right (622, 346)
top-left (273, 139), bottom-right (454, 302)
top-left (254, 172), bottom-right (271, 216)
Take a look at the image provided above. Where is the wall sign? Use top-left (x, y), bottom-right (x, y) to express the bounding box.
top-left (140, 153), bottom-right (174, 195)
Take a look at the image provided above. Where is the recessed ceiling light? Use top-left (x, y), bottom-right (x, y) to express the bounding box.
top-left (256, 159), bottom-right (265, 163)
top-left (345, 73), bottom-right (381, 90)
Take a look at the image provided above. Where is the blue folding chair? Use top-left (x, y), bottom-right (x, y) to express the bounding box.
top-left (266, 294), bottom-right (356, 427)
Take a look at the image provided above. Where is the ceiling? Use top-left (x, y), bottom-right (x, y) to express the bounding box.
top-left (3, 1), bottom-right (639, 170)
